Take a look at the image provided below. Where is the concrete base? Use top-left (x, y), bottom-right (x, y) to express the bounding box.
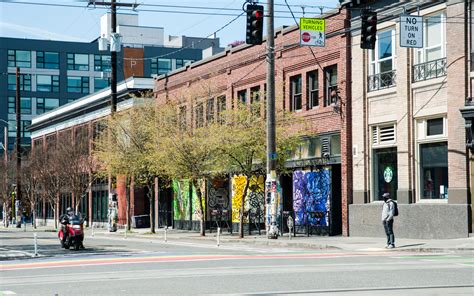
top-left (349, 204), bottom-right (471, 239)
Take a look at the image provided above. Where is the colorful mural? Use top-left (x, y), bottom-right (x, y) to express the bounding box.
top-left (207, 178), bottom-right (229, 212)
top-left (231, 175), bottom-right (265, 223)
top-left (173, 180), bottom-right (190, 220)
top-left (293, 168), bottom-right (331, 227)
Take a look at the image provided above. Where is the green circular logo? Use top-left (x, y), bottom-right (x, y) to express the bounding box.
top-left (384, 166), bottom-right (393, 183)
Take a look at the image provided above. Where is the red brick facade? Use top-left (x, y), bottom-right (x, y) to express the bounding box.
top-left (154, 9), bottom-right (352, 235)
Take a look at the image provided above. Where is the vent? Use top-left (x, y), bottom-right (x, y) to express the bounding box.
top-left (373, 124), bottom-right (396, 145)
top-left (321, 137), bottom-right (330, 157)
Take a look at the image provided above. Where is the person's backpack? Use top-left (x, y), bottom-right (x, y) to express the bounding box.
top-left (391, 200), bottom-right (399, 216)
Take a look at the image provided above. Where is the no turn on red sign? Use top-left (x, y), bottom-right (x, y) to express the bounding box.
top-left (300, 18), bottom-right (325, 47)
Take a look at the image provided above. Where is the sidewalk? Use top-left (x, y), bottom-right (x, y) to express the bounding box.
top-left (3, 225), bottom-right (473, 254)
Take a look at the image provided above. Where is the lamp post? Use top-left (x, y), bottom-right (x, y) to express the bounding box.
top-left (0, 119), bottom-right (8, 227)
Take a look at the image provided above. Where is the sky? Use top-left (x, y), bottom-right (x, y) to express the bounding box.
top-left (0, 0), bottom-right (340, 47)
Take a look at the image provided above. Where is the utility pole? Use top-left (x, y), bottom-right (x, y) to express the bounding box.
top-left (88, 0), bottom-right (138, 114)
top-left (15, 67), bottom-right (21, 228)
top-left (265, 0), bottom-right (279, 239)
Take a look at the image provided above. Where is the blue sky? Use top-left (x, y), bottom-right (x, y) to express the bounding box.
top-left (0, 0), bottom-right (340, 47)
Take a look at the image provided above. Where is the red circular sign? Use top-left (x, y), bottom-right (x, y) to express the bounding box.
top-left (302, 32), bottom-right (311, 42)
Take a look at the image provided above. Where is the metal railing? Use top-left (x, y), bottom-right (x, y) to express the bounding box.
top-left (413, 57), bottom-right (447, 82)
top-left (368, 70), bottom-right (396, 92)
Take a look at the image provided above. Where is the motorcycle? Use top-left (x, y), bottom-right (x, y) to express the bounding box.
top-left (58, 214), bottom-right (84, 251)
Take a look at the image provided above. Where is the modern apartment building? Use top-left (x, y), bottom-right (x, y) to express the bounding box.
top-left (342, 0), bottom-right (472, 238)
top-left (0, 13), bottom-right (222, 151)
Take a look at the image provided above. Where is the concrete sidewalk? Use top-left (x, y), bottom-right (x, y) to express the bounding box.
top-left (3, 225), bottom-right (473, 254)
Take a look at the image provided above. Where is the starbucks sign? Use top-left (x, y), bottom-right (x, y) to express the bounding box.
top-left (384, 166), bottom-right (394, 183)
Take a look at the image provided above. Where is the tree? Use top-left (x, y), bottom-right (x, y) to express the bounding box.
top-left (0, 154), bottom-right (14, 227)
top-left (210, 101), bottom-right (303, 238)
top-left (94, 98), bottom-right (161, 233)
top-left (21, 147), bottom-right (43, 229)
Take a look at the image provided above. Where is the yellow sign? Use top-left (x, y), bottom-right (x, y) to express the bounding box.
top-left (300, 18), bottom-right (326, 47)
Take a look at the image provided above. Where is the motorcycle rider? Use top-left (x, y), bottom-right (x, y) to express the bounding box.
top-left (60, 207), bottom-right (75, 245)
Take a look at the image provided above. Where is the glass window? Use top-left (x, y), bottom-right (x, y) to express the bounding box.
top-left (373, 147), bottom-right (398, 201)
top-left (369, 29), bottom-right (394, 75)
top-left (290, 75), bottom-right (302, 111)
top-left (7, 97), bottom-right (32, 115)
top-left (176, 59), bottom-right (184, 69)
top-left (8, 74), bottom-right (31, 91)
top-left (94, 54), bottom-right (111, 72)
top-left (36, 98), bottom-right (59, 114)
top-left (250, 86), bottom-right (261, 116)
top-left (324, 65), bottom-right (337, 107)
top-left (37, 75), bottom-right (60, 92)
top-left (330, 134), bottom-right (341, 156)
top-left (206, 98), bottom-right (214, 123)
top-left (37, 51), bottom-right (59, 69)
top-left (151, 58), bottom-right (172, 75)
top-left (416, 12), bottom-right (445, 63)
top-left (420, 142), bottom-right (448, 199)
top-left (8, 50), bottom-right (31, 68)
top-left (8, 120), bottom-right (31, 138)
top-left (67, 53), bottom-right (89, 71)
top-left (195, 102), bottom-right (204, 128)
top-left (94, 77), bottom-right (110, 92)
top-left (179, 105), bottom-right (187, 130)
top-left (68, 76), bottom-right (90, 93)
top-left (427, 118), bottom-right (444, 136)
top-left (237, 90), bottom-right (247, 105)
top-left (307, 71), bottom-right (318, 109)
top-left (216, 96), bottom-right (226, 123)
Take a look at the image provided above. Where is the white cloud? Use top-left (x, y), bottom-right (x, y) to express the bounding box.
top-left (0, 21), bottom-right (90, 42)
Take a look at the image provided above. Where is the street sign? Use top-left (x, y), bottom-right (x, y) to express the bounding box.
top-left (400, 15), bottom-right (423, 48)
top-left (300, 18), bottom-right (325, 47)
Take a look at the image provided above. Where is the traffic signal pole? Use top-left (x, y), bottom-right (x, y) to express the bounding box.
top-left (15, 67), bottom-right (21, 227)
top-left (266, 0), bottom-right (279, 239)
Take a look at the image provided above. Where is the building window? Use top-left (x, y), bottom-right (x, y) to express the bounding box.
top-left (8, 74), bottom-right (31, 91)
top-left (206, 98), bottom-right (214, 123)
top-left (94, 54), bottom-right (111, 72)
top-left (216, 96), bottom-right (226, 123)
top-left (8, 120), bottom-right (31, 138)
top-left (179, 105), bottom-right (187, 130)
top-left (373, 147), bottom-right (398, 201)
top-left (237, 90), bottom-right (247, 105)
top-left (416, 12), bottom-right (446, 64)
top-left (36, 51), bottom-right (59, 69)
top-left (8, 50), bottom-right (31, 68)
top-left (306, 71), bottom-right (318, 109)
top-left (37, 75), bottom-right (59, 92)
top-left (420, 142), bottom-right (448, 199)
top-left (7, 97), bottom-right (31, 115)
top-left (151, 58), bottom-right (172, 75)
top-left (68, 76), bottom-right (90, 93)
top-left (427, 118), bottom-right (444, 136)
top-left (195, 102), bottom-right (204, 128)
top-left (324, 66), bottom-right (337, 106)
top-left (250, 86), bottom-right (261, 116)
top-left (368, 29), bottom-right (395, 91)
top-left (36, 98), bottom-right (59, 114)
top-left (372, 124), bottom-right (396, 146)
top-left (94, 77), bottom-right (110, 92)
top-left (290, 75), bottom-right (302, 111)
top-left (67, 53), bottom-right (89, 71)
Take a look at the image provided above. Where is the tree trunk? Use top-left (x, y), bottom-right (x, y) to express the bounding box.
top-left (192, 178), bottom-right (205, 237)
top-left (239, 178), bottom-right (251, 239)
top-left (32, 208), bottom-right (37, 229)
top-left (148, 183), bottom-right (155, 234)
top-left (126, 181), bottom-right (131, 231)
top-left (54, 201), bottom-right (59, 230)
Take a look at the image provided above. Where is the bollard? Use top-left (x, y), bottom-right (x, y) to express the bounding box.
top-left (164, 226), bottom-right (167, 242)
top-left (217, 227), bottom-right (221, 247)
top-left (91, 223), bottom-right (95, 238)
top-left (33, 232), bottom-right (38, 257)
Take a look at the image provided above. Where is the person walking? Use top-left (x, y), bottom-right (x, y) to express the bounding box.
top-left (381, 192), bottom-right (395, 248)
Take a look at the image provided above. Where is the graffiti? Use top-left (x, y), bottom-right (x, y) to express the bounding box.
top-left (293, 169), bottom-right (331, 227)
top-left (173, 180), bottom-right (190, 220)
top-left (231, 176), bottom-right (247, 222)
top-left (208, 178), bottom-right (229, 211)
top-left (231, 175), bottom-right (265, 223)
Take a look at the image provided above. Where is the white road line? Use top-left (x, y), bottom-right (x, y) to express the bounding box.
top-left (0, 291), bottom-right (17, 295)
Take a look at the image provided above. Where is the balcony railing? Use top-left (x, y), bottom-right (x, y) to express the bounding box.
top-left (368, 70), bottom-right (396, 92)
top-left (413, 57), bottom-right (447, 82)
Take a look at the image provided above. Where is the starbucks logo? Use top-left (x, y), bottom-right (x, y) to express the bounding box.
top-left (384, 166), bottom-right (393, 183)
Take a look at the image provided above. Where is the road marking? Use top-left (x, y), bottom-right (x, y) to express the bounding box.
top-left (0, 291), bottom-right (16, 295)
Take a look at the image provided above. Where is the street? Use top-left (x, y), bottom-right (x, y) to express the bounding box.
top-left (1, 230), bottom-right (473, 295)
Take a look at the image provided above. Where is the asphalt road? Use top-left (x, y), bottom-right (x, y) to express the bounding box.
top-left (1, 230), bottom-right (473, 295)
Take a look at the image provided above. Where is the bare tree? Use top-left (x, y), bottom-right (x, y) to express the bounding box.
top-left (21, 147), bottom-right (43, 228)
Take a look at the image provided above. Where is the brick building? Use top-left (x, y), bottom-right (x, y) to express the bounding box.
top-left (154, 8), bottom-right (352, 235)
top-left (343, 0), bottom-right (472, 238)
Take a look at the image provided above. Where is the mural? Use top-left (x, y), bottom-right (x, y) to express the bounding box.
top-left (192, 180), bottom-right (205, 221)
top-left (265, 181), bottom-right (282, 228)
top-left (207, 178), bottom-right (229, 212)
top-left (293, 168), bottom-right (331, 227)
top-left (173, 180), bottom-right (190, 221)
top-left (231, 175), bottom-right (265, 223)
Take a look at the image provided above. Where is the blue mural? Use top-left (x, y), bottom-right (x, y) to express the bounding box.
top-left (293, 169), bottom-right (331, 227)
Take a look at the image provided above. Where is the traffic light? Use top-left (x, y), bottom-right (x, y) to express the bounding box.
top-left (360, 10), bottom-right (377, 49)
top-left (246, 4), bottom-right (264, 45)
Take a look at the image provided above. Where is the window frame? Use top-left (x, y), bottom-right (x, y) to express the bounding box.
top-left (36, 75), bottom-right (60, 93)
top-left (369, 28), bottom-right (396, 76)
top-left (36, 51), bottom-right (59, 69)
top-left (67, 76), bottom-right (90, 94)
top-left (8, 73), bottom-right (32, 91)
top-left (8, 49), bottom-right (32, 68)
top-left (36, 97), bottom-right (59, 114)
top-left (67, 53), bottom-right (89, 71)
top-left (94, 77), bottom-right (110, 92)
top-left (306, 70), bottom-right (319, 109)
top-left (94, 54), bottom-right (111, 72)
top-left (290, 74), bottom-right (302, 112)
top-left (7, 97), bottom-right (31, 115)
top-left (324, 65), bottom-right (338, 107)
top-left (415, 11), bottom-right (446, 64)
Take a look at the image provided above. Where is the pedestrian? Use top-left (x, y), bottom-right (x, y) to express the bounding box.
top-left (381, 192), bottom-right (395, 248)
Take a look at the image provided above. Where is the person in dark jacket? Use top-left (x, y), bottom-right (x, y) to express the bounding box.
top-left (381, 193), bottom-right (395, 248)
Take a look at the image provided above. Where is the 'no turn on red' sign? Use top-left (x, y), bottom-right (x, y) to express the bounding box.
top-left (300, 18), bottom-right (325, 47)
top-left (400, 15), bottom-right (423, 48)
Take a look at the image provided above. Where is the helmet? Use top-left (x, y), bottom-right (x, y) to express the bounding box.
top-left (66, 207), bottom-right (73, 212)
